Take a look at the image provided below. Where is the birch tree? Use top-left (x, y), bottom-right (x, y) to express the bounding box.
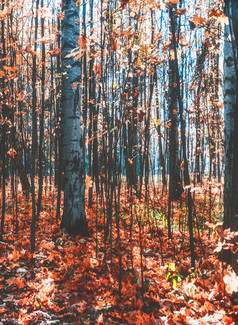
top-left (223, 0), bottom-right (238, 272)
top-left (60, 0), bottom-right (88, 235)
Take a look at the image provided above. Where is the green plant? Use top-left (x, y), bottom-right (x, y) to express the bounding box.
top-left (166, 263), bottom-right (182, 290)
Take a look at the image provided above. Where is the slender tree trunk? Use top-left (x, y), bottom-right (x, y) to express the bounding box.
top-left (168, 6), bottom-right (183, 202)
top-left (37, 0), bottom-right (46, 219)
top-left (30, 0), bottom-right (39, 253)
top-left (170, 5), bottom-right (195, 268)
top-left (56, 15), bottom-right (62, 221)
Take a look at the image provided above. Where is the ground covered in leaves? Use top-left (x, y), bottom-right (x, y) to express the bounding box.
top-left (1, 185), bottom-right (238, 324)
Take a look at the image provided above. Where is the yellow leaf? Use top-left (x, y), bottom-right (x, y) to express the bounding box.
top-left (172, 278), bottom-right (177, 290)
top-left (169, 262), bottom-right (176, 271)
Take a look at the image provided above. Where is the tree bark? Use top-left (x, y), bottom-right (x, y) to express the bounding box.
top-left (60, 0), bottom-right (88, 235)
top-left (223, 18), bottom-right (238, 270)
top-left (168, 6), bottom-right (183, 202)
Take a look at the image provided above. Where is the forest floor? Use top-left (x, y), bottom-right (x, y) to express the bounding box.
top-left (1, 184), bottom-right (238, 324)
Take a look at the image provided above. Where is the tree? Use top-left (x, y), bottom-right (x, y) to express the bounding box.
top-left (169, 3), bottom-right (195, 268)
top-left (167, 4), bottom-right (184, 240)
top-left (60, 0), bottom-right (88, 235)
top-left (223, 0), bottom-right (238, 272)
top-left (168, 5), bottom-right (183, 202)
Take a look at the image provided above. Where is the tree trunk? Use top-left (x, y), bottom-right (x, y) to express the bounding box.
top-left (60, 0), bottom-right (88, 236)
top-left (168, 6), bottom-right (183, 202)
top-left (223, 19), bottom-right (238, 270)
top-left (30, 0), bottom-right (39, 253)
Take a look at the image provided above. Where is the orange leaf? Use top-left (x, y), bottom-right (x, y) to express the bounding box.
top-left (193, 14), bottom-right (207, 26)
top-left (26, 44), bottom-right (37, 56)
top-left (86, 175), bottom-right (93, 189)
top-left (49, 47), bottom-right (61, 57)
top-left (93, 63), bottom-right (101, 78)
top-left (8, 148), bottom-right (17, 158)
top-left (83, 257), bottom-right (92, 269)
top-left (72, 82), bottom-right (76, 89)
top-left (110, 39), bottom-right (118, 52)
top-left (0, 10), bottom-right (5, 20)
top-left (14, 277), bottom-right (25, 289)
top-left (167, 0), bottom-right (179, 4)
top-left (78, 36), bottom-right (87, 48)
top-left (0, 307), bottom-right (7, 315)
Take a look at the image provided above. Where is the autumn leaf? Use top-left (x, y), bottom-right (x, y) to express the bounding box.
top-left (110, 39), bottom-right (118, 52)
top-left (26, 44), bottom-right (37, 56)
top-left (209, 8), bottom-right (223, 18)
top-left (78, 36), bottom-right (87, 48)
top-left (8, 148), bottom-right (17, 158)
top-left (134, 89), bottom-right (138, 97)
top-left (193, 14), bottom-right (207, 26)
top-left (93, 62), bottom-right (101, 78)
top-left (3, 66), bottom-right (18, 73)
top-left (6, 278), bottom-right (15, 286)
top-left (83, 257), bottom-right (92, 269)
top-left (167, 0), bottom-right (179, 4)
top-left (86, 175), bottom-right (93, 189)
top-left (138, 109), bottom-right (146, 122)
top-left (136, 57), bottom-right (142, 68)
top-left (0, 307), bottom-right (7, 315)
top-left (14, 277), bottom-right (25, 289)
top-left (0, 10), bottom-right (5, 20)
top-left (224, 270), bottom-right (238, 294)
top-left (49, 47), bottom-right (61, 56)
top-left (214, 241), bottom-right (223, 253)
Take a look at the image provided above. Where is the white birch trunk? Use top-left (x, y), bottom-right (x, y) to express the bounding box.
top-left (223, 19), bottom-right (238, 272)
top-left (61, 0), bottom-right (87, 235)
top-left (224, 23), bottom-right (237, 230)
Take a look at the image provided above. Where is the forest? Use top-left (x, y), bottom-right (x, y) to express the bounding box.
top-left (1, 0), bottom-right (238, 324)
